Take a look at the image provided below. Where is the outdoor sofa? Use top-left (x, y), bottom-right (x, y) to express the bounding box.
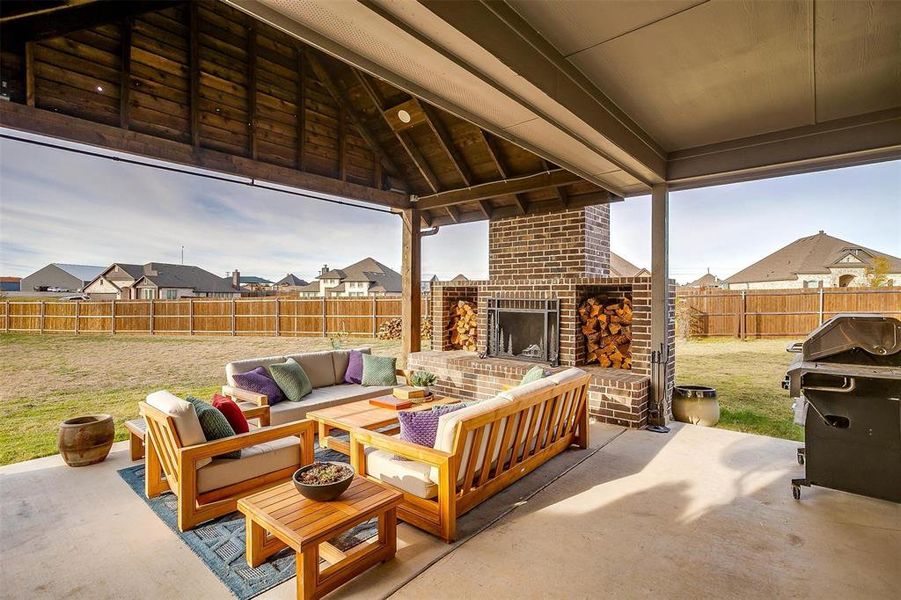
top-left (221, 348), bottom-right (406, 426)
top-left (349, 367), bottom-right (591, 542)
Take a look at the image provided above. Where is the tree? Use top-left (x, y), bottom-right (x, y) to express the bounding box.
top-left (867, 256), bottom-right (892, 288)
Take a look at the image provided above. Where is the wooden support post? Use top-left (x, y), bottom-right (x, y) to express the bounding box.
top-left (649, 183), bottom-right (669, 426)
top-left (231, 298), bottom-right (237, 336)
top-left (321, 297), bottom-right (327, 336)
top-left (274, 298), bottom-right (280, 336)
top-left (111, 299), bottom-right (116, 333)
top-left (401, 206), bottom-right (422, 364)
top-left (74, 301), bottom-right (80, 334)
top-left (4, 300), bottom-right (9, 332)
top-left (149, 299), bottom-right (154, 335)
top-left (120, 17), bottom-right (132, 129)
top-left (39, 301), bottom-right (45, 333)
top-left (189, 298), bottom-right (194, 335)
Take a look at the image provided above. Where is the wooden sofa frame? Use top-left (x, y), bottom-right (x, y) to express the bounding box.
top-left (139, 401), bottom-right (316, 532)
top-left (349, 373), bottom-right (591, 542)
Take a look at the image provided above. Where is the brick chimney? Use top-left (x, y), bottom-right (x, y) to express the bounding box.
top-left (320, 264), bottom-right (329, 277)
top-left (231, 269), bottom-right (240, 289)
top-left (488, 205), bottom-right (610, 279)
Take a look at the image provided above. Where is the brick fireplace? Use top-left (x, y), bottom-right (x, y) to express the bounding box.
top-left (410, 206), bottom-right (675, 428)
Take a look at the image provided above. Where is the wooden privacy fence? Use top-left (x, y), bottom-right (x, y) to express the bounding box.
top-left (678, 287), bottom-right (901, 338)
top-left (0, 296), bottom-right (431, 337)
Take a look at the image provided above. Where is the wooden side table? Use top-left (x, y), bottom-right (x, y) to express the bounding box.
top-left (237, 477), bottom-right (402, 600)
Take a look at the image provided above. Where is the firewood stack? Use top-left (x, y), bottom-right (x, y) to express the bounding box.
top-left (578, 296), bottom-right (633, 369)
top-left (376, 317), bottom-right (432, 340)
top-left (447, 300), bottom-right (477, 351)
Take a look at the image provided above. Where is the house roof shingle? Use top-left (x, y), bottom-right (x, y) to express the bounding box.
top-left (609, 253), bottom-right (649, 277)
top-left (54, 264), bottom-right (105, 283)
top-left (277, 274), bottom-right (309, 286)
top-left (725, 232), bottom-right (901, 284)
top-left (133, 263), bottom-right (237, 293)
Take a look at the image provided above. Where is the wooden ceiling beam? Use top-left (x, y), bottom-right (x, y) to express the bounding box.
top-left (480, 130), bottom-right (508, 179)
top-left (445, 206), bottom-right (460, 223)
top-left (421, 103), bottom-right (473, 187)
top-left (477, 199), bottom-right (493, 218)
top-left (427, 190), bottom-right (620, 226)
top-left (305, 53), bottom-right (405, 185)
top-left (416, 169), bottom-right (582, 210)
top-left (513, 194), bottom-right (528, 215)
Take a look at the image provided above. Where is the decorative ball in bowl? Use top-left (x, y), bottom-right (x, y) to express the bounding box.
top-left (292, 462), bottom-right (354, 501)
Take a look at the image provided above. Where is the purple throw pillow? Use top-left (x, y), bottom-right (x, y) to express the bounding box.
top-left (344, 350), bottom-right (366, 384)
top-left (232, 367), bottom-right (285, 405)
top-left (393, 404), bottom-right (466, 461)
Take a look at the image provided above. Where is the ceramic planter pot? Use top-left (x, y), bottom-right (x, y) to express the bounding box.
top-left (58, 414), bottom-right (115, 467)
top-left (673, 385), bottom-right (719, 427)
top-left (293, 463), bottom-right (354, 501)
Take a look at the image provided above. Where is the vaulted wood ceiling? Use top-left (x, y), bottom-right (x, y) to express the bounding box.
top-left (0, 0), bottom-right (619, 227)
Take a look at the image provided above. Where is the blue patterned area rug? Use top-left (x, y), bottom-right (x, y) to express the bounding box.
top-left (117, 443), bottom-right (376, 600)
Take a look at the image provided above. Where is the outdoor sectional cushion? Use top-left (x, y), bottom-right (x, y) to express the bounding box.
top-left (195, 436), bottom-right (300, 494)
top-left (361, 355), bottom-right (397, 386)
top-left (232, 367), bottom-right (285, 405)
top-left (284, 351), bottom-right (337, 389)
top-left (267, 383), bottom-right (395, 426)
top-left (145, 391), bottom-right (211, 468)
top-left (365, 446), bottom-right (438, 499)
top-left (520, 365), bottom-right (546, 386)
top-left (225, 355), bottom-right (286, 387)
top-left (211, 394), bottom-right (250, 434)
top-left (269, 358), bottom-right (313, 401)
top-left (188, 396), bottom-right (240, 459)
top-left (333, 348), bottom-right (371, 385)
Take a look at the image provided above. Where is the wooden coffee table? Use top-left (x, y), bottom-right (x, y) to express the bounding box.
top-left (237, 477), bottom-right (402, 600)
top-left (308, 395), bottom-right (458, 455)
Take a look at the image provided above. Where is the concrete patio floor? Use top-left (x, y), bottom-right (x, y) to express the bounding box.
top-left (1, 422), bottom-right (898, 599)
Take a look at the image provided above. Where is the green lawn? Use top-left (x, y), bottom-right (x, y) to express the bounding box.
top-left (675, 337), bottom-right (803, 441)
top-left (0, 333), bottom-right (802, 466)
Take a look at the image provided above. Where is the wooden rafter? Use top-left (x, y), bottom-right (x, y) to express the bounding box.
top-left (188, 1), bottom-right (199, 148)
top-left (119, 17), bottom-right (132, 130)
top-left (445, 206), bottom-right (460, 223)
top-left (477, 200), bottom-right (492, 218)
top-left (480, 130), bottom-right (508, 179)
top-left (353, 71), bottom-right (440, 194)
top-left (246, 16), bottom-right (258, 160)
top-left (421, 103), bottom-right (472, 186)
top-left (305, 54), bottom-right (404, 183)
top-left (417, 169), bottom-right (582, 210)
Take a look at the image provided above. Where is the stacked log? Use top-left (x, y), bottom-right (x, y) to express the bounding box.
top-left (578, 296), bottom-right (633, 369)
top-left (447, 300), bottom-right (476, 351)
top-left (376, 316), bottom-right (432, 340)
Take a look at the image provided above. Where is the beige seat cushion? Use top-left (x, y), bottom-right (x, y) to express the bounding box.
top-left (224, 355), bottom-right (285, 387)
top-left (196, 436), bottom-right (300, 494)
top-left (330, 347), bottom-right (371, 385)
top-left (145, 391), bottom-right (212, 468)
top-left (285, 351), bottom-right (338, 389)
top-left (269, 384), bottom-right (394, 425)
top-left (365, 446), bottom-right (438, 499)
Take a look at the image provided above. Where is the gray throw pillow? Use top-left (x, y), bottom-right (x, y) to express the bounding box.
top-left (187, 397), bottom-right (240, 459)
top-left (361, 355), bottom-right (397, 386)
top-left (269, 358), bottom-right (313, 401)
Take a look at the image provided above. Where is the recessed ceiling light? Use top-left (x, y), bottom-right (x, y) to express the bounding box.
top-left (96, 86), bottom-right (103, 92)
top-left (397, 109), bottom-right (411, 124)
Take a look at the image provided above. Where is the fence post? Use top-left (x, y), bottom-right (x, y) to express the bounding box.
top-left (74, 300), bottom-right (79, 334)
top-left (274, 298), bottom-right (280, 336)
top-left (39, 300), bottom-right (45, 334)
top-left (818, 287), bottom-right (825, 325)
top-left (111, 299), bottom-right (116, 334)
top-left (740, 290), bottom-right (747, 340)
top-left (4, 299), bottom-right (9, 332)
top-left (371, 296), bottom-right (377, 336)
top-left (189, 298), bottom-right (194, 335)
top-left (231, 298), bottom-right (237, 336)
top-left (321, 297), bottom-right (327, 336)
top-left (149, 299), bottom-right (154, 335)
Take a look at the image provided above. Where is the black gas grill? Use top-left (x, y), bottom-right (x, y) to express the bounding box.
top-left (786, 314), bottom-right (901, 502)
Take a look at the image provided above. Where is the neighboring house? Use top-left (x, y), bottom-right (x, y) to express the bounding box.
top-left (725, 231), bottom-right (901, 290)
top-left (84, 263), bottom-right (240, 299)
top-left (0, 277), bottom-right (21, 292)
top-left (422, 273), bottom-right (471, 292)
top-left (276, 274), bottom-right (310, 292)
top-left (684, 271), bottom-right (726, 289)
top-left (83, 263), bottom-right (145, 299)
top-left (610, 253), bottom-right (650, 277)
top-left (238, 275), bottom-right (275, 292)
top-left (21, 263), bottom-right (104, 293)
top-left (299, 258), bottom-right (402, 297)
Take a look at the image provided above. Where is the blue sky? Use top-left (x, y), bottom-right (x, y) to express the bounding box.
top-left (0, 131), bottom-right (898, 283)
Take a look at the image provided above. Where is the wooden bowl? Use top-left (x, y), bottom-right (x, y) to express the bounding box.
top-left (292, 462), bottom-right (354, 502)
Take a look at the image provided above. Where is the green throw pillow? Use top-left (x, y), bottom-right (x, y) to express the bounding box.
top-left (361, 354), bottom-right (397, 386)
top-left (187, 397), bottom-right (240, 459)
top-left (269, 358), bottom-right (313, 402)
top-left (520, 365), bottom-right (546, 386)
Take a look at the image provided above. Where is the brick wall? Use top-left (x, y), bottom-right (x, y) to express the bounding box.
top-left (488, 205), bottom-right (610, 279)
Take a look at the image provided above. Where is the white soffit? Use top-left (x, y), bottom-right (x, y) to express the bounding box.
top-left (226, 0), bottom-right (653, 195)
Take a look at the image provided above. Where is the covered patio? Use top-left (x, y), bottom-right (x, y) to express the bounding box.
top-left (1, 0), bottom-right (899, 598)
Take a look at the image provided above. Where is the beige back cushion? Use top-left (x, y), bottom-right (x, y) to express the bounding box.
top-left (331, 347), bottom-right (371, 385)
top-left (225, 355), bottom-right (286, 387)
top-left (544, 367), bottom-right (588, 387)
top-left (145, 391), bottom-right (211, 468)
top-left (285, 351), bottom-right (338, 389)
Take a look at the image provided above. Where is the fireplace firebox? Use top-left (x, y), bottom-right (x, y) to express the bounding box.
top-left (486, 298), bottom-right (559, 366)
